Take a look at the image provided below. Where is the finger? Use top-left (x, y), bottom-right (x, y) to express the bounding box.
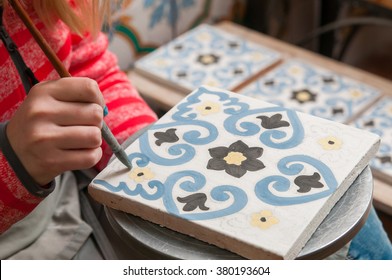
top-left (33, 77), bottom-right (105, 107)
top-left (51, 126), bottom-right (103, 150)
top-left (53, 102), bottom-right (104, 127)
top-left (16, 144), bottom-right (103, 186)
top-left (51, 147), bottom-right (103, 171)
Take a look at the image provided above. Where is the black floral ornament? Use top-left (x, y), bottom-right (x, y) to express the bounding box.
top-left (294, 172), bottom-right (324, 193)
top-left (177, 193), bottom-right (210, 212)
top-left (332, 107), bottom-right (344, 116)
top-left (291, 89), bottom-right (317, 104)
top-left (228, 41), bottom-right (240, 49)
top-left (233, 68), bottom-right (244, 75)
top-left (197, 53), bottom-right (220, 66)
top-left (364, 120), bottom-right (375, 127)
top-left (173, 44), bottom-right (183, 51)
top-left (377, 155), bottom-right (392, 164)
top-left (322, 76), bottom-right (335, 84)
top-left (154, 128), bottom-right (179, 146)
top-left (177, 70), bottom-right (187, 78)
top-left (257, 113), bottom-right (290, 129)
top-left (264, 79), bottom-right (275, 86)
top-left (207, 140), bottom-right (265, 178)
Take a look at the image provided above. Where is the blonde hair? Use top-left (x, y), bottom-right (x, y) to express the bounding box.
top-left (30, 0), bottom-right (112, 37)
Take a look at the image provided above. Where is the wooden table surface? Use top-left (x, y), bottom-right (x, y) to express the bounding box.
top-left (128, 20), bottom-right (392, 215)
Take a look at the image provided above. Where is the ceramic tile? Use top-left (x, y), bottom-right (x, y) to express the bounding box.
top-left (108, 0), bottom-right (238, 70)
top-left (352, 96), bottom-right (392, 181)
top-left (134, 24), bottom-right (281, 92)
top-left (89, 86), bottom-right (380, 259)
top-left (239, 59), bottom-right (381, 123)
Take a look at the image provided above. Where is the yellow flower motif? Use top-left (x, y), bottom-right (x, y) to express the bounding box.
top-left (153, 58), bottom-right (168, 67)
top-left (388, 106), bottom-right (392, 114)
top-left (251, 210), bottom-right (279, 230)
top-left (129, 167), bottom-right (155, 183)
top-left (350, 89), bottom-right (363, 99)
top-left (289, 66), bottom-right (302, 75)
top-left (224, 151), bottom-right (247, 166)
top-left (318, 136), bottom-right (342, 150)
top-left (250, 52), bottom-right (264, 61)
top-left (197, 32), bottom-right (212, 42)
top-left (199, 54), bottom-right (216, 65)
top-left (295, 90), bottom-right (313, 102)
top-left (204, 79), bottom-right (220, 87)
top-left (196, 101), bottom-right (221, 116)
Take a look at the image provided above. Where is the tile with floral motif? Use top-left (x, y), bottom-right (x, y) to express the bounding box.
top-left (89, 86), bottom-right (380, 259)
top-left (239, 59), bottom-right (381, 123)
top-left (352, 96), bottom-right (392, 181)
top-left (134, 24), bottom-right (281, 92)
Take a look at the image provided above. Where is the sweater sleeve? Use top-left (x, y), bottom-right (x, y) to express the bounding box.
top-left (69, 33), bottom-right (158, 170)
top-left (0, 122), bottom-right (55, 234)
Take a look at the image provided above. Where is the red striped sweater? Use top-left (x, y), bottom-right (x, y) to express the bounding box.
top-left (0, 3), bottom-right (157, 233)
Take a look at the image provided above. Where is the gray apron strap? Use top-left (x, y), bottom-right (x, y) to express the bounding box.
top-left (76, 170), bottom-right (118, 260)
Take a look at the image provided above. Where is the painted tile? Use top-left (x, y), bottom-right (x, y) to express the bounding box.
top-left (89, 86), bottom-right (380, 259)
top-left (134, 24), bottom-right (281, 92)
top-left (108, 0), bottom-right (241, 71)
top-left (352, 97), bottom-right (392, 180)
top-left (239, 60), bottom-right (381, 123)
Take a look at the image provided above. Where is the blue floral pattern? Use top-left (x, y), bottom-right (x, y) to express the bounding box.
top-left (91, 86), bottom-right (380, 259)
top-left (135, 24), bottom-right (281, 91)
top-left (144, 0), bottom-right (195, 29)
top-left (239, 60), bottom-right (381, 123)
top-left (92, 86), bottom-right (347, 220)
top-left (354, 97), bottom-right (392, 178)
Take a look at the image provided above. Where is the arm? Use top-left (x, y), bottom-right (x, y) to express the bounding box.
top-left (0, 124), bottom-right (46, 233)
top-left (0, 31), bottom-right (156, 234)
top-left (1, 77), bottom-right (107, 234)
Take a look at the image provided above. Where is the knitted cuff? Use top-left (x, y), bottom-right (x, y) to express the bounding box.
top-left (0, 122), bottom-right (55, 197)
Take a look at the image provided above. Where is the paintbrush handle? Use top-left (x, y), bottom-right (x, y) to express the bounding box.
top-left (8, 0), bottom-right (70, 77)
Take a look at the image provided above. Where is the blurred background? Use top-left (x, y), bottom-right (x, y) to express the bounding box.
top-left (243, 0), bottom-right (392, 81)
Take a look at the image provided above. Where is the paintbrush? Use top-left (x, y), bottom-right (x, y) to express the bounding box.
top-left (8, 0), bottom-right (132, 170)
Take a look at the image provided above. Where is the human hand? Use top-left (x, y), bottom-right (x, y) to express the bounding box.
top-left (7, 77), bottom-right (105, 186)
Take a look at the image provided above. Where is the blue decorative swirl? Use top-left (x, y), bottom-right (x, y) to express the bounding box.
top-left (162, 171), bottom-right (248, 220)
top-left (168, 64), bottom-right (206, 84)
top-left (262, 77), bottom-right (297, 96)
top-left (93, 179), bottom-right (164, 200)
top-left (150, 120), bottom-right (218, 145)
top-left (371, 143), bottom-right (392, 171)
top-left (134, 119), bottom-right (219, 166)
top-left (213, 61), bottom-right (252, 88)
top-left (139, 131), bottom-right (195, 166)
top-left (210, 34), bottom-right (245, 53)
top-left (130, 89), bottom-right (242, 167)
top-left (310, 97), bottom-right (351, 121)
top-left (255, 155), bottom-right (338, 205)
top-left (305, 73), bottom-right (345, 94)
top-left (225, 107), bottom-right (304, 149)
top-left (128, 152), bottom-right (151, 167)
top-left (172, 86), bottom-right (249, 121)
top-left (354, 100), bottom-right (392, 135)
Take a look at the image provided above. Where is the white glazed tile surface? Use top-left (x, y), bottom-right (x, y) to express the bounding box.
top-left (239, 59), bottom-right (381, 123)
top-left (90, 86), bottom-right (380, 259)
top-left (134, 24), bottom-right (281, 91)
top-left (353, 96), bottom-right (392, 179)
